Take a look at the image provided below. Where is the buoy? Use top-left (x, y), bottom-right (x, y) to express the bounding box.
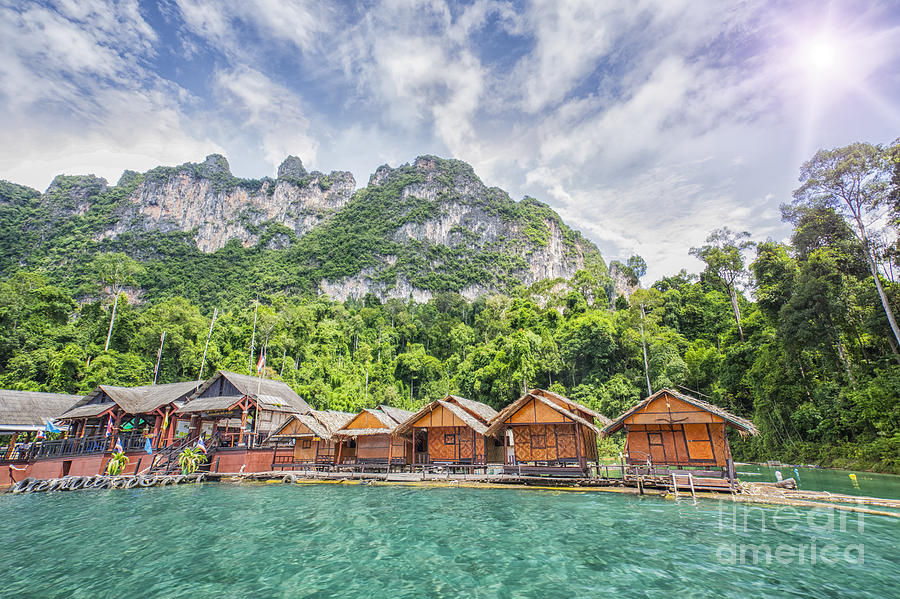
top-left (849, 473), bottom-right (860, 489)
top-left (775, 470), bottom-right (783, 482)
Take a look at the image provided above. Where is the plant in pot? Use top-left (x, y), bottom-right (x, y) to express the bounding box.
top-left (177, 447), bottom-right (207, 475)
top-left (106, 451), bottom-right (129, 476)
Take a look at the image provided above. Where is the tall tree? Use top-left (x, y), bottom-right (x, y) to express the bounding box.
top-left (690, 228), bottom-right (754, 341)
top-left (791, 142), bottom-right (900, 352)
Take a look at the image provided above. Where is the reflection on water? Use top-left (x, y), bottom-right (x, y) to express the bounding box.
top-left (1, 484), bottom-right (897, 598)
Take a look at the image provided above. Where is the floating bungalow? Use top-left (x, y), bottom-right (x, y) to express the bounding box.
top-left (601, 388), bottom-right (758, 481)
top-left (1, 389), bottom-right (80, 463)
top-left (333, 405), bottom-right (414, 468)
top-left (266, 410), bottom-right (354, 469)
top-left (58, 381), bottom-right (199, 452)
top-left (484, 389), bottom-right (611, 475)
top-left (394, 395), bottom-right (501, 467)
top-left (176, 370), bottom-right (311, 450)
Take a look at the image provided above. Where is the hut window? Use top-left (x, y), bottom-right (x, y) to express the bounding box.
top-left (531, 434), bottom-right (547, 449)
top-left (444, 433), bottom-right (456, 445)
top-left (301, 439), bottom-right (312, 449)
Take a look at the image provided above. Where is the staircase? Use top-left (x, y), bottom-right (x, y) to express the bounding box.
top-left (147, 434), bottom-right (217, 475)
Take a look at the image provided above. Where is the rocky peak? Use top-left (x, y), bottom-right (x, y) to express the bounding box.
top-left (368, 164), bottom-right (393, 187)
top-left (277, 155), bottom-right (307, 180)
top-left (194, 154), bottom-right (231, 178)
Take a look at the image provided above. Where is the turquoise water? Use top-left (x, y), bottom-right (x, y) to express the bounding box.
top-left (737, 464), bottom-right (900, 500)
top-left (1, 484), bottom-right (897, 598)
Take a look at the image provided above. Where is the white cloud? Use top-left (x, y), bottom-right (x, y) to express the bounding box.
top-left (212, 65), bottom-right (318, 171)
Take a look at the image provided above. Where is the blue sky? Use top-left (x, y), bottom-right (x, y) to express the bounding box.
top-left (1, 0), bottom-right (899, 281)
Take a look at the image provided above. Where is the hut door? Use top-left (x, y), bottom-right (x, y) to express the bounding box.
top-left (684, 424), bottom-right (714, 461)
top-left (647, 433), bottom-right (666, 464)
top-left (458, 428), bottom-right (474, 461)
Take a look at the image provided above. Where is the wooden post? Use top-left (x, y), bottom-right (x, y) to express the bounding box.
top-left (3, 432), bottom-right (18, 460)
top-left (387, 435), bottom-right (393, 474)
top-left (335, 439), bottom-right (343, 466)
top-left (574, 423), bottom-right (585, 473)
top-left (411, 427), bottom-right (416, 467)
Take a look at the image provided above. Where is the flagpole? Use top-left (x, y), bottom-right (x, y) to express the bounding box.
top-left (248, 295), bottom-right (259, 374)
top-left (197, 307), bottom-right (218, 389)
top-left (153, 331), bottom-right (166, 385)
top-left (253, 338), bottom-right (267, 447)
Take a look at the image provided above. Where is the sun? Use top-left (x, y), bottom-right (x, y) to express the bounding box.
top-left (804, 37), bottom-right (839, 73)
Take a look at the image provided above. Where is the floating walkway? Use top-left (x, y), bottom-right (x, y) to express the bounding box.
top-left (7, 469), bottom-right (900, 519)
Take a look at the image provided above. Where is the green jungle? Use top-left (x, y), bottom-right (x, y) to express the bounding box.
top-left (1, 142), bottom-right (899, 473)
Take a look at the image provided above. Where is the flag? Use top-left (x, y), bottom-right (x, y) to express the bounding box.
top-left (256, 351), bottom-right (266, 374)
top-left (161, 409), bottom-right (169, 432)
top-left (45, 421), bottom-right (61, 434)
top-left (105, 416), bottom-right (113, 437)
top-left (196, 435), bottom-right (207, 453)
top-left (114, 437), bottom-right (123, 453)
top-left (36, 429), bottom-right (45, 440)
top-left (144, 436), bottom-right (153, 455)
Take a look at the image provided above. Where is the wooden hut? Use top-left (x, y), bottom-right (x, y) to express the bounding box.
top-left (484, 388), bottom-right (611, 475)
top-left (176, 370), bottom-right (311, 449)
top-left (394, 395), bottom-right (501, 466)
top-left (266, 410), bottom-right (354, 468)
top-left (57, 381), bottom-right (198, 452)
top-left (333, 405), bottom-right (414, 467)
top-left (0, 389), bottom-right (80, 461)
top-left (601, 388), bottom-right (758, 480)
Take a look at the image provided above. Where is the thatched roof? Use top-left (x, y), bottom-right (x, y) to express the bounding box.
top-left (0, 389), bottom-right (81, 431)
top-left (484, 390), bottom-right (608, 437)
top-left (176, 395), bottom-right (244, 415)
top-left (334, 406), bottom-right (412, 437)
top-left (379, 405), bottom-right (414, 425)
top-left (394, 395), bottom-right (496, 436)
top-left (528, 388), bottom-right (607, 422)
top-left (601, 388), bottom-right (759, 437)
top-left (58, 403), bottom-right (116, 419)
top-left (59, 381), bottom-right (198, 419)
top-left (267, 410), bottom-right (355, 441)
top-left (448, 395), bottom-right (498, 422)
top-left (186, 370), bottom-right (311, 414)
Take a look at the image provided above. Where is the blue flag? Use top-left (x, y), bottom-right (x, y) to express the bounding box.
top-left (114, 437), bottom-right (123, 453)
top-left (196, 435), bottom-right (207, 453)
top-left (144, 437), bottom-right (153, 455)
top-left (45, 421), bottom-right (61, 434)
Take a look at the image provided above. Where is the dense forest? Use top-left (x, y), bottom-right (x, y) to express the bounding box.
top-left (1, 142), bottom-right (899, 472)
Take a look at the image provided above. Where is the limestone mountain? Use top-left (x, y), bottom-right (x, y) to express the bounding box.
top-left (0, 154), bottom-right (611, 303)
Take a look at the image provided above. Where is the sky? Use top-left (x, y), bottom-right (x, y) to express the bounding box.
top-left (1, 0), bottom-right (899, 282)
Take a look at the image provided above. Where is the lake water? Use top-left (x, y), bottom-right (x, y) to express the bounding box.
top-left (736, 464), bottom-right (900, 500)
top-left (1, 483), bottom-right (897, 598)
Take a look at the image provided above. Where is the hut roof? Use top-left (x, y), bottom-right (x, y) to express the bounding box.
top-left (267, 410), bottom-right (355, 441)
top-left (176, 395), bottom-right (244, 415)
top-left (186, 370), bottom-right (311, 414)
top-left (334, 406), bottom-right (412, 437)
top-left (379, 405), bottom-right (414, 425)
top-left (601, 388), bottom-right (759, 437)
top-left (448, 395), bottom-right (498, 422)
top-left (0, 389), bottom-right (81, 431)
top-left (484, 390), bottom-right (608, 437)
top-left (58, 402), bottom-right (116, 419)
top-left (394, 395), bottom-right (495, 436)
top-left (59, 381), bottom-right (198, 419)
top-left (528, 388), bottom-right (607, 422)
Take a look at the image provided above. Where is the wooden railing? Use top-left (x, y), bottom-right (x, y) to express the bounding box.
top-left (3, 432), bottom-right (150, 461)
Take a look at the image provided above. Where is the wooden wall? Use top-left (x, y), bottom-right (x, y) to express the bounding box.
top-left (621, 392), bottom-right (730, 467)
top-left (344, 411), bottom-right (387, 430)
top-left (625, 423), bottom-right (728, 467)
top-left (356, 434), bottom-right (409, 463)
top-left (512, 423), bottom-right (579, 463)
top-left (425, 426), bottom-right (486, 463)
